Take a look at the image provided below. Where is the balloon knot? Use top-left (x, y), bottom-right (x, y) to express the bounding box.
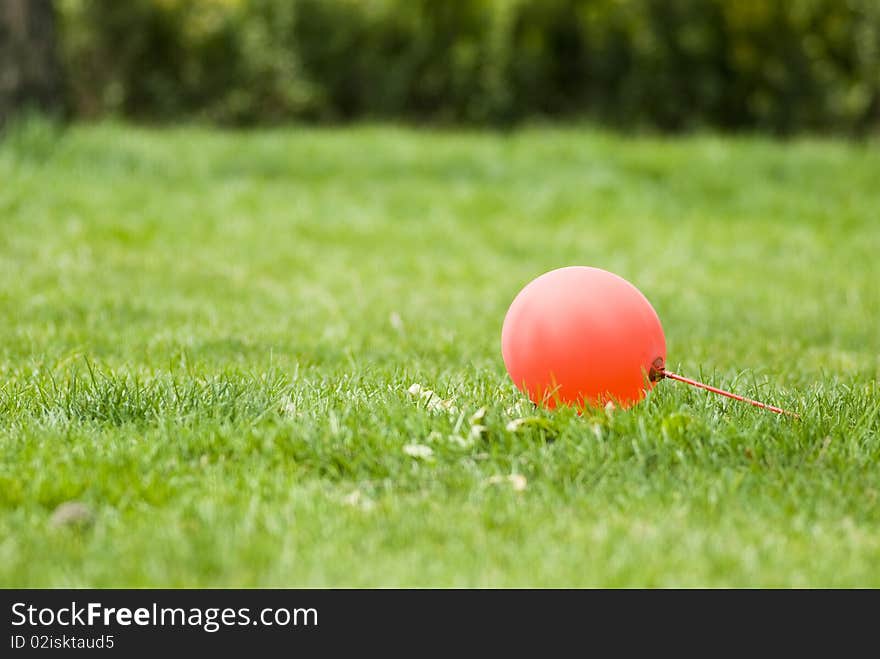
top-left (648, 357), bottom-right (666, 382)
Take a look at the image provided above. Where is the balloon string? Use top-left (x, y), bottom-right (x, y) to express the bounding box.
top-left (660, 370), bottom-right (800, 419)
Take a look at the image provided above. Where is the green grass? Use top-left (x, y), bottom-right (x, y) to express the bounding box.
top-left (1, 121), bottom-right (879, 587)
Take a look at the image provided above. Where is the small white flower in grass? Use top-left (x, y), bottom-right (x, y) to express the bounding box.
top-left (505, 416), bottom-right (552, 433)
top-left (448, 434), bottom-right (472, 448)
top-left (427, 396), bottom-right (457, 414)
top-left (403, 443), bottom-right (434, 459)
top-left (509, 474), bottom-right (527, 491)
top-left (49, 502), bottom-right (94, 529)
top-left (469, 424), bottom-right (486, 439)
top-left (469, 407), bottom-right (486, 423)
top-left (406, 383), bottom-right (457, 414)
top-left (342, 490), bottom-right (375, 511)
top-left (280, 397), bottom-right (297, 416)
top-left (485, 474), bottom-right (527, 492)
top-left (389, 311), bottom-right (404, 332)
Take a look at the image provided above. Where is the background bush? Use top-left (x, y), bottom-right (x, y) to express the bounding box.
top-left (57, 0), bottom-right (880, 132)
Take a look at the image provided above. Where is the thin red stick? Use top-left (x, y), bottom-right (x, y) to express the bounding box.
top-left (661, 370), bottom-right (799, 419)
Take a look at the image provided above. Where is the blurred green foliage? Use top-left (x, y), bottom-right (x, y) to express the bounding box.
top-left (57, 0), bottom-right (880, 132)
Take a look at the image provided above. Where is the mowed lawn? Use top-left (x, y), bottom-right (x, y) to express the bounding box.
top-left (1, 122), bottom-right (878, 587)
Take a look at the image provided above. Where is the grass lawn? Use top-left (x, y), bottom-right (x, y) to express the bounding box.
top-left (1, 122), bottom-right (879, 587)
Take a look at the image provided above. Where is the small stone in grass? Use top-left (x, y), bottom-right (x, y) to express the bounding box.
top-left (49, 502), bottom-right (94, 529)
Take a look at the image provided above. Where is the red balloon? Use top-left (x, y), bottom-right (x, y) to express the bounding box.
top-left (502, 266), bottom-right (666, 409)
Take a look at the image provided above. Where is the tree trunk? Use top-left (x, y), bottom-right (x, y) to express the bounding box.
top-left (0, 0), bottom-right (64, 126)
